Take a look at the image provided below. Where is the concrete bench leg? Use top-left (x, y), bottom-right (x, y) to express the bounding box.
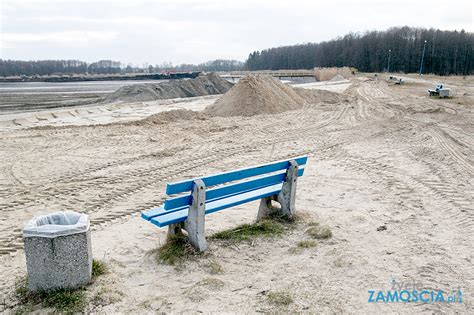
top-left (184, 179), bottom-right (208, 252)
top-left (257, 195), bottom-right (278, 220)
top-left (257, 159), bottom-right (298, 220)
top-left (167, 222), bottom-right (185, 239)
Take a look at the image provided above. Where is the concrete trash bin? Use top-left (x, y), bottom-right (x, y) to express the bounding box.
top-left (23, 211), bottom-right (92, 291)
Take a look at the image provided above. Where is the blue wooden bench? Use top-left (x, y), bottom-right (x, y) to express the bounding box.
top-left (141, 155), bottom-right (308, 251)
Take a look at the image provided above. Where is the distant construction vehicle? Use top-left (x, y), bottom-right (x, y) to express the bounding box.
top-left (428, 84), bottom-right (451, 98)
top-left (389, 76), bottom-right (404, 84)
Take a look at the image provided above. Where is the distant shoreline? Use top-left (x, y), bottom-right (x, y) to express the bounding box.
top-left (0, 71), bottom-right (201, 83)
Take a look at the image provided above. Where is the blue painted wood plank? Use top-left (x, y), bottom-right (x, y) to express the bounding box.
top-left (142, 204), bottom-right (189, 221)
top-left (142, 174), bottom-right (284, 221)
top-left (164, 167), bottom-right (305, 210)
top-left (141, 206), bottom-right (165, 221)
top-left (142, 166), bottom-right (306, 222)
top-left (166, 155), bottom-right (307, 195)
top-left (151, 183), bottom-right (283, 227)
top-left (205, 183), bottom-right (281, 215)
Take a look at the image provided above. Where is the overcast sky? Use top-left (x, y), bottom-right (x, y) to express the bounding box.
top-left (0, 0), bottom-right (472, 65)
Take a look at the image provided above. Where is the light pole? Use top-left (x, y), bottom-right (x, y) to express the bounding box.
top-left (419, 40), bottom-right (427, 75)
top-left (387, 49), bottom-right (391, 73)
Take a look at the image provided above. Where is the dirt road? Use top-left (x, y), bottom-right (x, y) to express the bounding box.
top-left (0, 75), bottom-right (472, 313)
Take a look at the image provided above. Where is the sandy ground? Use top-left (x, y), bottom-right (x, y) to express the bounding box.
top-left (0, 75), bottom-right (473, 313)
top-left (0, 95), bottom-right (219, 131)
top-left (292, 79), bottom-right (352, 93)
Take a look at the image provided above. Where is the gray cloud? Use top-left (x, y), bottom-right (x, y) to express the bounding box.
top-left (1, 0), bottom-right (472, 65)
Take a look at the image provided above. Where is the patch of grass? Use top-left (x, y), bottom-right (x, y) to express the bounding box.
top-left (14, 277), bottom-right (86, 313)
top-left (14, 258), bottom-right (108, 313)
top-left (41, 289), bottom-right (86, 312)
top-left (267, 290), bottom-right (293, 306)
top-left (205, 260), bottom-right (224, 274)
top-left (13, 304), bottom-right (34, 315)
top-left (14, 277), bottom-right (29, 304)
top-left (157, 234), bottom-right (198, 265)
top-left (210, 219), bottom-right (285, 244)
top-left (297, 240), bottom-right (317, 248)
top-left (92, 259), bottom-right (108, 279)
top-left (90, 286), bottom-right (123, 307)
top-left (305, 222), bottom-right (332, 239)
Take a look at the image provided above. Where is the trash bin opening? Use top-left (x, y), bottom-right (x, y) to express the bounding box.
top-left (34, 212), bottom-right (82, 227)
top-left (24, 211), bottom-right (89, 238)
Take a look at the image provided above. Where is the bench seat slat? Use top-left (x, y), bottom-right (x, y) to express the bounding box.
top-left (164, 167), bottom-right (305, 210)
top-left (141, 205), bottom-right (186, 221)
top-left (150, 183), bottom-right (283, 227)
top-left (166, 155), bottom-right (307, 195)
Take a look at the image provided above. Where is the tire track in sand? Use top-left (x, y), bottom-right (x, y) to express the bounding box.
top-left (0, 103), bottom-right (350, 256)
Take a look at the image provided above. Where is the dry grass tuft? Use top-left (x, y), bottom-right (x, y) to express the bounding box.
top-left (267, 290), bottom-right (294, 306)
top-left (305, 222), bottom-right (332, 239)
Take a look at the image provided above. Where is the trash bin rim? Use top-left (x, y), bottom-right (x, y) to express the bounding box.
top-left (23, 211), bottom-right (90, 238)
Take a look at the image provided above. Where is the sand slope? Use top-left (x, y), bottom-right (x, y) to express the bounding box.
top-left (106, 73), bottom-right (233, 103)
top-left (0, 74), bottom-right (473, 313)
top-left (205, 75), bottom-right (305, 116)
top-left (205, 75), bottom-right (350, 117)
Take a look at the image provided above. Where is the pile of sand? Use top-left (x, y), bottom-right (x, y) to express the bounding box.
top-left (204, 75), bottom-right (305, 117)
top-left (330, 74), bottom-right (346, 82)
top-left (106, 73), bottom-right (233, 103)
top-left (314, 67), bottom-right (353, 81)
top-left (126, 109), bottom-right (209, 126)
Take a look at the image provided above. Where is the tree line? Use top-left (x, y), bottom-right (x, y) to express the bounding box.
top-left (245, 26), bottom-right (473, 75)
top-left (2, 26), bottom-right (471, 77)
top-left (142, 59), bottom-right (243, 74)
top-left (0, 60), bottom-right (124, 77)
top-left (0, 59), bottom-right (244, 77)
top-left (168, 59), bottom-right (244, 72)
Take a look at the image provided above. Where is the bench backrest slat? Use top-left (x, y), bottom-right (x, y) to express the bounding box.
top-left (166, 155), bottom-right (308, 195)
top-left (151, 183), bottom-right (284, 227)
top-left (164, 167), bottom-right (305, 210)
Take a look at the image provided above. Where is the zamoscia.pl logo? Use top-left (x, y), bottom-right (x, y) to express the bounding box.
top-left (368, 278), bottom-right (462, 303)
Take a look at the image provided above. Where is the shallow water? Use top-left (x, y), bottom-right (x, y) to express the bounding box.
top-left (0, 80), bottom-right (168, 94)
top-left (0, 80), bottom-right (169, 113)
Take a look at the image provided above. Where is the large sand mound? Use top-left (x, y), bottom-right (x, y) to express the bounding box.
top-left (330, 74), bottom-right (345, 82)
top-left (314, 67), bottom-right (353, 81)
top-left (205, 75), bottom-right (305, 117)
top-left (106, 73), bottom-right (233, 103)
